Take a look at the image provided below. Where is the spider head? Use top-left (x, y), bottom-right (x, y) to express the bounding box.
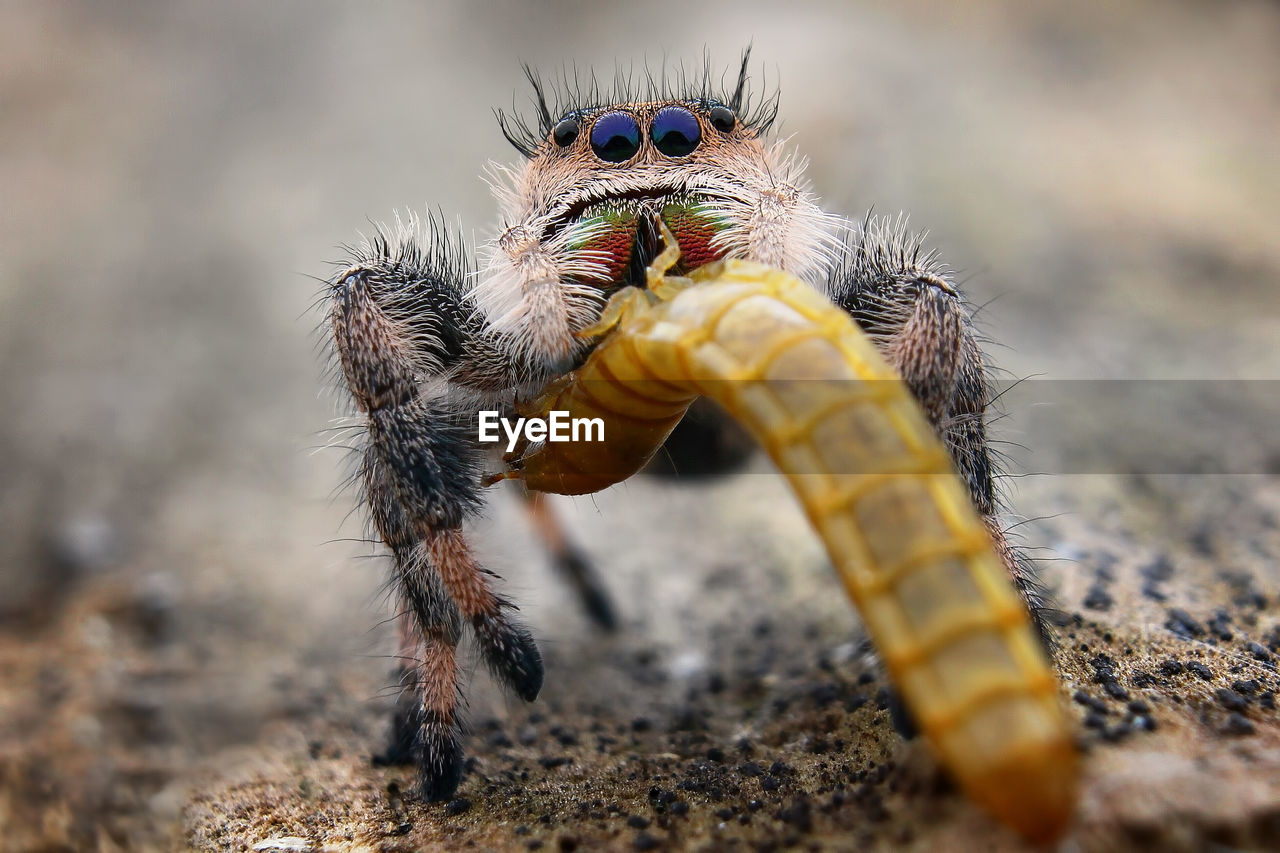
top-left (475, 65), bottom-right (839, 371)
top-left (522, 99), bottom-right (763, 286)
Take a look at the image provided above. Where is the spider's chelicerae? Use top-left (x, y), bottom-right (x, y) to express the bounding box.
top-left (327, 55), bottom-right (1044, 802)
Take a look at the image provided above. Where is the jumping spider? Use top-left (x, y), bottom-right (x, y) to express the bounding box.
top-left (327, 55), bottom-right (1043, 802)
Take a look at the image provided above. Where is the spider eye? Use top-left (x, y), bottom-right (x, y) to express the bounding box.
top-left (552, 116), bottom-right (579, 147)
top-left (589, 111), bottom-right (641, 162)
top-left (709, 105), bottom-right (736, 133)
top-left (650, 106), bottom-right (701, 157)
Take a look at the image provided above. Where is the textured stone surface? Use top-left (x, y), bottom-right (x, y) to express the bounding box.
top-left (1, 2), bottom-right (1278, 851)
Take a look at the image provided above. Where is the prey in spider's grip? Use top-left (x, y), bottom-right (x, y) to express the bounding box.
top-left (509, 227), bottom-right (1079, 843)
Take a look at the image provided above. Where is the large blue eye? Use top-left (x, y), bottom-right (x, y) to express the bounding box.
top-left (650, 106), bottom-right (701, 157)
top-left (589, 111), bottom-right (641, 162)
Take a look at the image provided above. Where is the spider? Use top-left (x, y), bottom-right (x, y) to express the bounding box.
top-left (326, 54), bottom-right (1044, 804)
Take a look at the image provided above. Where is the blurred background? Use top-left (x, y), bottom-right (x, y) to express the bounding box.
top-left (1, 2), bottom-right (1277, 850)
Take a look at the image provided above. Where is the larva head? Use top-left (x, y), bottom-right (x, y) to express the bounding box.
top-left (474, 55), bottom-right (842, 370)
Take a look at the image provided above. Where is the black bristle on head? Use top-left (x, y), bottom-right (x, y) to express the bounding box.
top-left (335, 209), bottom-right (475, 299)
top-left (494, 47), bottom-right (779, 159)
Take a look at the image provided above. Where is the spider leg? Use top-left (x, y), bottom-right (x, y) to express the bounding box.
top-left (514, 484), bottom-right (618, 631)
top-left (829, 216), bottom-right (1050, 642)
top-left (329, 228), bottom-right (545, 800)
top-left (373, 609), bottom-right (434, 767)
top-left (364, 454), bottom-right (465, 795)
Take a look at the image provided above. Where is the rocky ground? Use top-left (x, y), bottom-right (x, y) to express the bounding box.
top-left (2, 2), bottom-right (1278, 851)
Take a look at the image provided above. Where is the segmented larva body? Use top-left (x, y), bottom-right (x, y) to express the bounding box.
top-left (514, 249), bottom-right (1078, 842)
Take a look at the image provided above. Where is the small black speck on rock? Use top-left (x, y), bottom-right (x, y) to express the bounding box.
top-left (669, 801), bottom-right (689, 816)
top-left (549, 726), bottom-right (578, 747)
top-left (539, 756), bottom-right (572, 769)
top-left (1141, 556), bottom-right (1174, 601)
top-left (1246, 641), bottom-right (1273, 662)
top-left (1165, 608), bottom-right (1205, 639)
top-left (1127, 700), bottom-right (1151, 715)
top-left (761, 775), bottom-right (782, 792)
top-left (705, 747), bottom-right (725, 763)
top-left (1216, 688), bottom-right (1250, 712)
top-left (1089, 654), bottom-right (1123, 687)
top-left (1101, 722), bottom-right (1132, 742)
top-left (738, 761), bottom-right (765, 778)
top-left (1189, 527), bottom-right (1215, 556)
top-left (1130, 670), bottom-right (1156, 688)
top-left (630, 717), bottom-right (652, 732)
top-left (1073, 691), bottom-right (1109, 714)
top-left (648, 788), bottom-right (677, 809)
top-left (809, 682), bottom-right (839, 707)
top-left (1104, 681), bottom-right (1130, 700)
top-left (778, 796), bottom-right (813, 832)
top-left (1206, 610), bottom-right (1233, 641)
top-left (1083, 584), bottom-right (1114, 611)
top-left (557, 835), bottom-right (578, 852)
top-left (844, 693), bottom-right (868, 712)
top-left (1142, 555), bottom-right (1174, 582)
top-left (632, 832), bottom-right (661, 851)
top-left (1223, 713), bottom-right (1255, 736)
top-left (626, 815), bottom-right (649, 830)
top-left (1186, 661), bottom-right (1214, 681)
top-left (1231, 679), bottom-right (1260, 696)
top-left (445, 798), bottom-right (472, 816)
top-left (1159, 660), bottom-right (1185, 677)
top-left (1142, 582), bottom-right (1168, 603)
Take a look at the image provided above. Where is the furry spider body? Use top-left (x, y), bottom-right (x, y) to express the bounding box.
top-left (326, 56), bottom-right (1051, 820)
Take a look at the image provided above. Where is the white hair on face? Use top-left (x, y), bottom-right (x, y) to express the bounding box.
top-left (472, 104), bottom-right (845, 370)
top-left (481, 160), bottom-right (526, 222)
top-left (470, 215), bottom-right (613, 367)
top-left (697, 140), bottom-right (845, 293)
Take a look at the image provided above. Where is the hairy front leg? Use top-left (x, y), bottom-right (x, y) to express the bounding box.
top-left (331, 251), bottom-right (544, 800)
top-left (830, 217), bottom-right (1049, 638)
top-left (365, 454), bottom-right (465, 795)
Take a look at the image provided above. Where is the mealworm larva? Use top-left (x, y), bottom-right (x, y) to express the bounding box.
top-left (511, 227), bottom-right (1079, 842)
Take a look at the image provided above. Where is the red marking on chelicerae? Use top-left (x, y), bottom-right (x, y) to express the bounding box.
top-left (664, 208), bottom-right (727, 271)
top-left (574, 208), bottom-right (728, 286)
top-left (578, 218), bottom-right (637, 284)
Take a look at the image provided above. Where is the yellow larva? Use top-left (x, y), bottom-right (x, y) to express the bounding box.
top-left (511, 233), bottom-right (1079, 842)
